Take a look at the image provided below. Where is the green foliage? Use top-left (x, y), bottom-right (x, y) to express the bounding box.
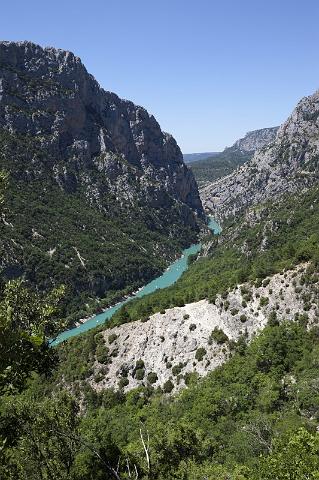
top-left (209, 327), bottom-right (229, 345)
top-left (172, 363), bottom-right (183, 376)
top-left (0, 129), bottom-right (201, 326)
top-left (4, 319), bottom-right (319, 479)
top-left (0, 280), bottom-right (64, 394)
top-left (147, 372), bottom-right (158, 384)
top-left (134, 368), bottom-right (145, 380)
top-left (255, 428), bottom-right (319, 480)
top-left (260, 296), bottom-right (269, 307)
top-left (135, 359), bottom-right (145, 370)
top-left (95, 344), bottom-right (109, 364)
top-left (195, 347), bottom-right (207, 361)
top-left (110, 186), bottom-right (319, 328)
top-left (118, 377), bottom-right (129, 389)
top-left (190, 149), bottom-right (251, 187)
top-left (108, 333), bottom-right (117, 345)
top-left (163, 379), bottom-right (174, 393)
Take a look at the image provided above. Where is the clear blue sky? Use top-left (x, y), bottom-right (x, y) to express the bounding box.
top-left (2, 0), bottom-right (319, 152)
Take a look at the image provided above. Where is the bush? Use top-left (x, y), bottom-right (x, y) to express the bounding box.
top-left (189, 323), bottom-right (197, 331)
top-left (147, 372), bottom-right (158, 384)
top-left (95, 344), bottom-right (109, 364)
top-left (135, 359), bottom-right (145, 370)
top-left (108, 333), bottom-right (118, 344)
top-left (118, 377), bottom-right (129, 389)
top-left (195, 347), bottom-right (207, 361)
top-left (172, 363), bottom-right (183, 376)
top-left (240, 314), bottom-right (247, 323)
top-left (260, 296), bottom-right (269, 307)
top-left (163, 379), bottom-right (174, 393)
top-left (209, 327), bottom-right (228, 345)
top-left (94, 372), bottom-right (104, 383)
top-left (135, 368), bottom-right (145, 380)
top-left (183, 314), bottom-right (190, 320)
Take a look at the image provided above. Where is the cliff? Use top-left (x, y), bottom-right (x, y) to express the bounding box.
top-left (0, 41), bottom-right (204, 321)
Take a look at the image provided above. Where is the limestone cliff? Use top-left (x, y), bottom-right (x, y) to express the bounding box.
top-left (0, 41), bottom-right (204, 321)
top-left (201, 91), bottom-right (319, 220)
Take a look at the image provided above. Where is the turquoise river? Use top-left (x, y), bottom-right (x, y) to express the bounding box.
top-left (51, 218), bottom-right (221, 345)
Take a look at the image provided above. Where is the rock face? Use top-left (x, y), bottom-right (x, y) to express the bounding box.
top-left (190, 127), bottom-right (278, 187)
top-left (0, 41), bottom-right (204, 320)
top-left (230, 126), bottom-right (279, 154)
top-left (0, 41), bottom-right (202, 214)
top-left (89, 264), bottom-right (317, 393)
top-left (201, 91), bottom-right (319, 220)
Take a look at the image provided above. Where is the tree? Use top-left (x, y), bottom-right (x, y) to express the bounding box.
top-left (0, 280), bottom-right (65, 394)
top-left (256, 428), bottom-right (319, 480)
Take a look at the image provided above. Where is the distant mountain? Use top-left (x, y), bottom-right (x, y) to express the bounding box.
top-left (190, 127), bottom-right (279, 187)
top-left (0, 41), bottom-right (204, 324)
top-left (183, 152), bottom-right (219, 163)
top-left (202, 90), bottom-right (319, 220)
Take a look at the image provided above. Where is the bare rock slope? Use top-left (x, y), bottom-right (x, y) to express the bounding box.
top-left (201, 90), bottom-right (319, 220)
top-left (89, 264), bottom-right (318, 393)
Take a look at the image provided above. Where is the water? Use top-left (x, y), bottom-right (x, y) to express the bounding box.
top-left (51, 218), bottom-right (221, 345)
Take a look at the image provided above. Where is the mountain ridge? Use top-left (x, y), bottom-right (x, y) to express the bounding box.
top-left (0, 40), bottom-right (204, 323)
top-left (201, 90), bottom-right (319, 220)
top-left (190, 126), bottom-right (278, 187)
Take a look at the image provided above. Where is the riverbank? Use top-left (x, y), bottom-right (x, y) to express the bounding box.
top-left (51, 218), bottom-right (221, 346)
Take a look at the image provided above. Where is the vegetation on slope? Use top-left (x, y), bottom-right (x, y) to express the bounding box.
top-left (0, 130), bottom-right (200, 325)
top-left (189, 149), bottom-right (251, 186)
top-left (110, 186), bottom-right (319, 327)
top-left (1, 177), bottom-right (319, 478)
top-left (2, 318), bottom-right (319, 479)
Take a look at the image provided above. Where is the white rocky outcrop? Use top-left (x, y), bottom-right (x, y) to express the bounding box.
top-left (89, 264), bottom-right (318, 393)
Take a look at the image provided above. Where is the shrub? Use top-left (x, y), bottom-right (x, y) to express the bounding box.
top-left (95, 344), bottom-right (109, 364)
top-left (172, 363), bottom-right (183, 376)
top-left (209, 327), bottom-right (228, 345)
top-left (135, 359), bottom-right (145, 370)
top-left (94, 372), bottom-right (104, 383)
top-left (183, 314), bottom-right (190, 320)
top-left (260, 296), bottom-right (269, 307)
top-left (268, 310), bottom-right (279, 326)
top-left (195, 347), bottom-right (207, 361)
top-left (108, 333), bottom-right (118, 344)
top-left (240, 314), bottom-right (247, 323)
top-left (189, 323), bottom-right (197, 331)
top-left (147, 372), bottom-right (158, 384)
top-left (118, 377), bottom-right (129, 389)
top-left (135, 368), bottom-right (145, 380)
top-left (163, 379), bottom-right (174, 393)
top-left (231, 308), bottom-right (239, 316)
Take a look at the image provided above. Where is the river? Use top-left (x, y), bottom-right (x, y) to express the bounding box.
top-left (51, 218), bottom-right (221, 345)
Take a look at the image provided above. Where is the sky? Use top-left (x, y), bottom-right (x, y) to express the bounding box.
top-left (2, 0), bottom-right (319, 152)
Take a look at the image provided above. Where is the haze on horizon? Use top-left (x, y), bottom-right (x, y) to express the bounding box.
top-left (2, 0), bottom-right (319, 153)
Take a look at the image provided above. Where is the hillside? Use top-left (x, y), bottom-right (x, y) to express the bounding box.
top-left (183, 151), bottom-right (218, 163)
top-left (190, 127), bottom-right (278, 187)
top-left (0, 41), bottom-right (204, 324)
top-left (9, 183), bottom-right (319, 480)
top-left (201, 91), bottom-right (319, 220)
top-left (2, 43), bottom-right (319, 480)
